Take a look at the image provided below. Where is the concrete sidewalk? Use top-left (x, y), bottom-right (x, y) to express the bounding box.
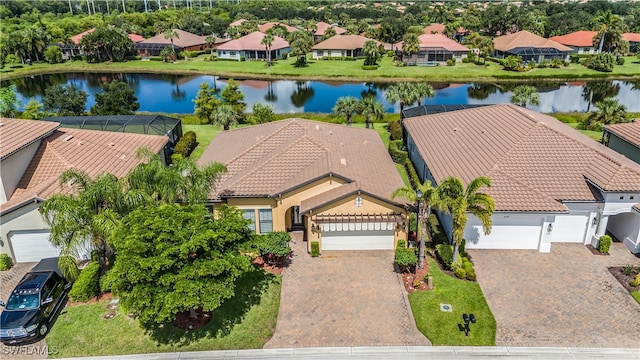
top-left (58, 346), bottom-right (640, 360)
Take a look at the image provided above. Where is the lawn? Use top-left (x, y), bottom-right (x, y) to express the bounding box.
top-left (408, 256), bottom-right (496, 346)
top-left (3, 54), bottom-right (639, 82)
top-left (183, 124), bottom-right (222, 160)
top-left (633, 291), bottom-right (640, 304)
top-left (47, 269), bottom-right (281, 358)
top-left (565, 122), bottom-right (603, 141)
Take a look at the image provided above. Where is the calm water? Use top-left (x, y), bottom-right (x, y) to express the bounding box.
top-left (6, 72), bottom-right (640, 114)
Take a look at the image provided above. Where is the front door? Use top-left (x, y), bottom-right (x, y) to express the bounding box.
top-left (291, 206), bottom-right (303, 229)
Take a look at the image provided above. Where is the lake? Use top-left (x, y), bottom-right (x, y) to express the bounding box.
top-left (6, 72), bottom-right (640, 114)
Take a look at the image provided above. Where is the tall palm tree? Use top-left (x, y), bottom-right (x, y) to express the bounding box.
top-left (436, 176), bottom-right (495, 262)
top-left (333, 96), bottom-right (359, 125)
top-left (593, 10), bottom-right (625, 53)
top-left (358, 96), bottom-right (384, 128)
top-left (510, 85), bottom-right (540, 108)
top-left (391, 180), bottom-right (437, 269)
top-left (402, 32), bottom-right (420, 65)
top-left (385, 83), bottom-right (414, 116)
top-left (261, 33), bottom-right (274, 64)
top-left (414, 83), bottom-right (435, 106)
top-left (583, 98), bottom-right (628, 131)
top-left (163, 28), bottom-right (179, 58)
top-left (211, 104), bottom-right (240, 130)
top-left (362, 39), bottom-right (382, 66)
top-left (205, 35), bottom-right (216, 55)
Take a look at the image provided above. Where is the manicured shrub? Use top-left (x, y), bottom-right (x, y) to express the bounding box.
top-left (0, 254), bottom-right (12, 271)
top-left (454, 267), bottom-right (467, 279)
top-left (173, 131), bottom-right (198, 158)
top-left (257, 231), bottom-right (291, 266)
top-left (436, 244), bottom-right (454, 269)
top-left (408, 212), bottom-right (417, 233)
top-left (405, 159), bottom-right (421, 188)
top-left (320, 56), bottom-right (357, 61)
top-left (413, 278), bottom-right (422, 287)
top-left (446, 59), bottom-right (455, 66)
top-left (388, 140), bottom-right (408, 164)
top-left (631, 273), bottom-right (640, 287)
top-left (69, 262), bottom-right (100, 302)
top-left (395, 247), bottom-right (417, 273)
top-left (502, 55), bottom-right (523, 71)
top-left (616, 57), bottom-right (625, 65)
top-left (361, 65), bottom-right (379, 70)
top-left (397, 239), bottom-right (406, 248)
top-left (388, 120), bottom-right (402, 141)
top-left (584, 52), bottom-right (614, 72)
top-left (462, 57), bottom-right (470, 63)
top-left (466, 269), bottom-right (477, 281)
top-left (537, 59), bottom-right (551, 68)
top-left (598, 235), bottom-right (612, 253)
top-left (311, 242), bottom-right (320, 257)
top-left (622, 264), bottom-right (635, 276)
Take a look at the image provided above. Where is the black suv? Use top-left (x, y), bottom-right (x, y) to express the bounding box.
top-left (0, 257), bottom-right (71, 345)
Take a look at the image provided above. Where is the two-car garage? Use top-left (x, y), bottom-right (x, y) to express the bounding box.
top-left (319, 222), bottom-right (396, 251)
top-left (9, 230), bottom-right (60, 263)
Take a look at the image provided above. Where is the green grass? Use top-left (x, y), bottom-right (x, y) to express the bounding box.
top-left (632, 291), bottom-right (640, 304)
top-left (47, 269), bottom-right (281, 358)
top-left (408, 257), bottom-right (496, 346)
top-left (183, 124), bottom-right (222, 160)
top-left (4, 55), bottom-right (638, 82)
top-left (565, 122), bottom-right (603, 141)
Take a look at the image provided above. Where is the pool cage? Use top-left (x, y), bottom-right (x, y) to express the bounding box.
top-left (495, 47), bottom-right (569, 63)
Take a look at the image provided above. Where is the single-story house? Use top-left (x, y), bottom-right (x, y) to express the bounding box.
top-left (314, 21), bottom-right (347, 43)
top-left (403, 104), bottom-right (640, 254)
top-left (60, 28), bottom-right (145, 59)
top-left (312, 35), bottom-right (379, 59)
top-left (216, 31), bottom-right (290, 61)
top-left (0, 118), bottom-right (169, 263)
top-left (623, 33), bottom-right (640, 53)
top-left (422, 23), bottom-right (468, 41)
top-left (258, 22), bottom-right (298, 34)
top-left (493, 30), bottom-right (572, 63)
top-left (197, 119), bottom-right (408, 253)
top-left (395, 34), bottom-right (469, 65)
top-left (549, 30), bottom-right (599, 54)
top-left (604, 121), bottom-right (640, 165)
top-left (135, 29), bottom-right (209, 57)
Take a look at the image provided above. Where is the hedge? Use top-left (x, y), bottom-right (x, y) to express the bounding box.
top-left (598, 235), bottom-right (612, 253)
top-left (436, 244), bottom-right (454, 269)
top-left (361, 65), bottom-right (380, 70)
top-left (311, 242), bottom-right (320, 257)
top-left (173, 131), bottom-right (198, 158)
top-left (0, 254), bottom-right (12, 271)
top-left (320, 56), bottom-right (357, 61)
top-left (405, 159), bottom-right (421, 188)
top-left (388, 140), bottom-right (408, 164)
top-left (69, 262), bottom-right (100, 302)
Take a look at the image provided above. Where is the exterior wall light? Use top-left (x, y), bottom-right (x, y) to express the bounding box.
top-left (547, 223), bottom-right (553, 234)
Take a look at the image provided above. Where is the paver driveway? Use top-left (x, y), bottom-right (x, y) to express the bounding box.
top-left (0, 263), bottom-right (50, 359)
top-left (265, 233), bottom-right (430, 348)
top-left (469, 242), bottom-right (640, 348)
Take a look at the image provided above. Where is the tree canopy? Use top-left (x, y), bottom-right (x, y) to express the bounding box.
top-left (90, 80), bottom-right (140, 115)
top-left (43, 84), bottom-right (88, 116)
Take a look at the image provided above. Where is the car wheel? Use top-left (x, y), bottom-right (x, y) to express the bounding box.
top-left (38, 323), bottom-right (49, 337)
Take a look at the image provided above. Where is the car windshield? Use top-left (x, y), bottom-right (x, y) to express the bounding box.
top-left (5, 291), bottom-right (40, 311)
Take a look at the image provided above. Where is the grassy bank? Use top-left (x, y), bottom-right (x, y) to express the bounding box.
top-left (2, 54), bottom-right (639, 82)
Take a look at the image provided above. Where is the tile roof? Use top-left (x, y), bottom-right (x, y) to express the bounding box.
top-left (1, 123), bottom-right (168, 214)
top-left (71, 28), bottom-right (145, 44)
top-left (0, 118), bottom-right (60, 160)
top-left (403, 104), bottom-right (640, 212)
top-left (229, 19), bottom-right (247, 27)
top-left (422, 23), bottom-right (466, 35)
top-left (139, 29), bottom-right (206, 48)
top-left (198, 119), bottom-right (405, 208)
top-left (549, 30), bottom-right (598, 47)
top-left (605, 122), bottom-right (640, 148)
top-left (258, 22), bottom-right (298, 34)
top-left (315, 21), bottom-right (347, 36)
top-left (623, 33), bottom-right (640, 43)
top-left (493, 30), bottom-right (573, 52)
top-left (313, 35), bottom-right (379, 50)
top-left (395, 34), bottom-right (469, 52)
top-left (215, 31), bottom-right (289, 51)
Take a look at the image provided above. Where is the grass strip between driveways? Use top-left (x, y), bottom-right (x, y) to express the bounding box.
top-left (47, 269), bottom-right (281, 358)
top-left (632, 291), bottom-right (640, 304)
top-left (408, 256), bottom-right (496, 346)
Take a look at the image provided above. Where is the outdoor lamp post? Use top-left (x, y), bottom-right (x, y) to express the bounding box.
top-left (415, 188), bottom-right (423, 269)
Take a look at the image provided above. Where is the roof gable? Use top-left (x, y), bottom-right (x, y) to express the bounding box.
top-left (396, 33), bottom-right (469, 51)
top-left (216, 31), bottom-right (289, 51)
top-left (315, 21), bottom-right (346, 36)
top-left (493, 30), bottom-right (572, 52)
top-left (0, 118), bottom-right (60, 160)
top-left (606, 122), bottom-right (640, 148)
top-left (313, 35), bottom-right (378, 50)
top-left (139, 29), bottom-right (206, 48)
top-left (549, 30), bottom-right (598, 47)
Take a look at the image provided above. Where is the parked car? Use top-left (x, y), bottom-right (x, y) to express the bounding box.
top-left (0, 257), bottom-right (70, 345)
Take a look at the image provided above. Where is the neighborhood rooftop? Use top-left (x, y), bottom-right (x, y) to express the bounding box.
top-left (313, 35), bottom-right (379, 50)
top-left (216, 31), bottom-right (289, 51)
top-left (0, 118), bottom-right (59, 160)
top-left (605, 121), bottom-right (640, 148)
top-left (549, 30), bottom-right (598, 47)
top-left (493, 30), bottom-right (572, 52)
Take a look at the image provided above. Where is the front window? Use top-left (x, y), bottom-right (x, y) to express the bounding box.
top-left (6, 289), bottom-right (40, 310)
top-left (259, 209), bottom-right (273, 233)
top-left (242, 209), bottom-right (256, 232)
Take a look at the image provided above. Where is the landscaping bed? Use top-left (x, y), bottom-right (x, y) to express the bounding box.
top-left (608, 265), bottom-right (640, 303)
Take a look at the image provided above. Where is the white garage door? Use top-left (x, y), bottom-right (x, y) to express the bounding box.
top-left (320, 222), bottom-right (395, 250)
top-left (465, 215), bottom-right (544, 250)
top-left (551, 215), bottom-right (589, 243)
top-left (10, 230), bottom-right (60, 263)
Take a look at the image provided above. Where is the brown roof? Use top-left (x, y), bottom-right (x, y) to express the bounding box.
top-left (315, 21), bottom-right (347, 36)
top-left (139, 29), bottom-right (206, 48)
top-left (197, 119), bottom-right (404, 209)
top-left (395, 34), bottom-right (469, 52)
top-left (1, 123), bottom-right (168, 214)
top-left (623, 33), bottom-right (640, 43)
top-left (0, 118), bottom-right (60, 160)
top-left (404, 104), bottom-right (640, 212)
top-left (230, 19), bottom-right (248, 27)
top-left (313, 35), bottom-right (378, 50)
top-left (605, 121), bottom-right (640, 147)
top-left (71, 28), bottom-right (145, 44)
top-left (423, 23), bottom-right (466, 35)
top-left (493, 30), bottom-right (572, 52)
top-left (258, 22), bottom-right (298, 34)
top-left (216, 31), bottom-right (289, 51)
top-left (549, 30), bottom-right (598, 47)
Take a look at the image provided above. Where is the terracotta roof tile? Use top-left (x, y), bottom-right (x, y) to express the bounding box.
top-left (258, 22), bottom-right (297, 34)
top-left (549, 31), bottom-right (598, 47)
top-left (0, 118), bottom-right (60, 160)
top-left (494, 30), bottom-right (572, 52)
top-left (216, 31), bottom-right (289, 51)
top-left (139, 29), bottom-right (206, 48)
top-left (605, 121), bottom-right (640, 147)
top-left (313, 35), bottom-right (379, 50)
top-left (404, 104), bottom-right (640, 212)
top-left (422, 23), bottom-right (465, 35)
top-left (315, 21), bottom-right (346, 36)
top-left (395, 34), bottom-right (469, 52)
top-left (71, 28), bottom-right (145, 44)
top-left (623, 33), bottom-right (640, 43)
top-left (230, 19), bottom-right (247, 27)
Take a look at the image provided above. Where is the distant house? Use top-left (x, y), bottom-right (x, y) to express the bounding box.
top-left (215, 31), bottom-right (290, 61)
top-left (422, 23), bottom-right (468, 41)
top-left (493, 30), bottom-right (572, 63)
top-left (604, 121), bottom-right (640, 165)
top-left (229, 19), bottom-right (248, 27)
top-left (312, 35), bottom-right (378, 59)
top-left (395, 34), bottom-right (469, 65)
top-left (623, 33), bottom-right (640, 53)
top-left (550, 30), bottom-right (599, 54)
top-left (314, 21), bottom-right (347, 42)
top-left (135, 29), bottom-right (209, 57)
top-left (258, 22), bottom-right (298, 34)
top-left (61, 28), bottom-right (145, 59)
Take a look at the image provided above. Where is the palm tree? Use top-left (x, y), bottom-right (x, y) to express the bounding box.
top-left (163, 28), bottom-right (179, 59)
top-left (582, 98), bottom-right (628, 131)
top-left (436, 176), bottom-right (495, 262)
top-left (510, 85), bottom-right (541, 108)
top-left (362, 40), bottom-right (382, 66)
top-left (333, 96), bottom-right (359, 125)
top-left (261, 33), bottom-right (274, 64)
top-left (414, 83), bottom-right (435, 106)
top-left (391, 180), bottom-right (437, 269)
top-left (593, 10), bottom-right (626, 53)
top-left (385, 83), bottom-right (414, 116)
top-left (205, 35), bottom-right (216, 56)
top-left (401, 32), bottom-right (420, 65)
top-left (211, 104), bottom-right (240, 130)
top-left (358, 96), bottom-right (384, 128)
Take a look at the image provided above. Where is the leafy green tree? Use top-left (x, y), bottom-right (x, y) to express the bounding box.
top-left (105, 203), bottom-right (253, 326)
top-left (256, 231), bottom-right (291, 267)
top-left (211, 104), bottom-right (240, 131)
top-left (43, 84), bottom-right (88, 116)
top-left (22, 99), bottom-right (46, 120)
top-left (358, 96), bottom-right (384, 129)
top-left (90, 80), bottom-right (139, 115)
top-left (333, 96), bottom-right (359, 126)
top-left (510, 85), bottom-right (540, 108)
top-left (21, 25), bottom-right (48, 62)
top-left (289, 30), bottom-right (313, 68)
top-left (261, 33), bottom-right (274, 65)
top-left (362, 39), bottom-right (382, 66)
top-left (250, 103), bottom-right (275, 124)
top-left (221, 79), bottom-right (246, 116)
top-left (44, 45), bottom-right (63, 64)
top-left (193, 82), bottom-right (222, 124)
top-left (463, 32), bottom-right (494, 64)
top-left (502, 55), bottom-right (523, 71)
top-left (385, 83), bottom-right (414, 116)
top-left (205, 35), bottom-right (216, 56)
top-left (581, 98), bottom-right (629, 131)
top-left (436, 176), bottom-right (495, 262)
top-left (80, 26), bottom-right (134, 63)
top-left (0, 84), bottom-right (20, 118)
top-left (401, 32), bottom-right (419, 65)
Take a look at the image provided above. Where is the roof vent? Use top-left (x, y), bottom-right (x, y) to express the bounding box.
top-left (109, 142), bottom-right (115, 147)
top-left (329, 130), bottom-right (333, 135)
top-left (0, 122), bottom-right (4, 127)
top-left (453, 128), bottom-right (459, 132)
top-left (62, 135), bottom-right (74, 142)
top-left (120, 154), bottom-right (127, 160)
top-left (340, 158), bottom-right (347, 166)
top-left (77, 141), bottom-right (84, 145)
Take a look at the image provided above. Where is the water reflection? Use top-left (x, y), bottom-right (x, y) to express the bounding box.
top-left (4, 73), bottom-right (640, 114)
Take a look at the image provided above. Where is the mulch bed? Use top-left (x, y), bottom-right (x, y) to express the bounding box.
top-left (401, 263), bottom-right (432, 293)
top-left (608, 266), bottom-right (640, 293)
top-left (67, 292), bottom-right (113, 307)
top-left (172, 308), bottom-right (212, 331)
top-left (252, 256), bottom-right (285, 275)
top-left (586, 244), bottom-right (610, 256)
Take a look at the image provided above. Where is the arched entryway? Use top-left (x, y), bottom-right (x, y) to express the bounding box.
top-left (605, 211), bottom-right (640, 253)
top-left (285, 206), bottom-right (304, 232)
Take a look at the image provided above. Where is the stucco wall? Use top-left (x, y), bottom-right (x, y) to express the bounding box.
top-left (0, 201), bottom-right (49, 261)
top-left (606, 134), bottom-right (640, 165)
top-left (1, 141), bottom-right (40, 204)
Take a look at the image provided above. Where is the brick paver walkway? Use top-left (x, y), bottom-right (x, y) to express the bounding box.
top-left (0, 262), bottom-right (50, 359)
top-left (265, 232), bottom-right (430, 348)
top-left (469, 243), bottom-right (640, 348)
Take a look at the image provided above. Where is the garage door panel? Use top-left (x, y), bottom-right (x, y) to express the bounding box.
top-left (465, 225), bottom-right (541, 250)
top-left (10, 230), bottom-right (60, 263)
top-left (322, 229), bottom-right (394, 251)
top-left (551, 215), bottom-right (588, 243)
